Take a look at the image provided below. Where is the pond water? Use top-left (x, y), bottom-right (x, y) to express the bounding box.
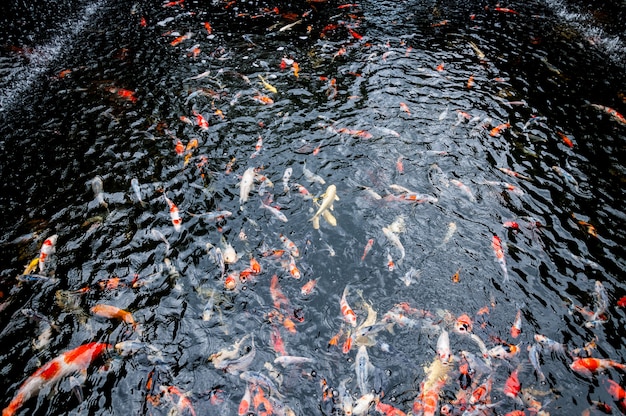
top-left (0, 0), bottom-right (625, 415)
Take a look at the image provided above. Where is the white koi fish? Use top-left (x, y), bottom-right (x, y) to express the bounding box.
top-left (437, 329), bottom-right (451, 364)
top-left (130, 178), bottom-right (146, 207)
top-left (355, 345), bottom-right (372, 396)
top-left (382, 227), bottom-right (405, 263)
top-left (260, 201), bottom-right (288, 222)
top-left (90, 176), bottom-right (107, 208)
top-left (310, 184), bottom-right (338, 227)
top-left (239, 167), bottom-right (255, 207)
top-left (303, 162), bottom-right (326, 185)
top-left (450, 179), bottom-right (477, 202)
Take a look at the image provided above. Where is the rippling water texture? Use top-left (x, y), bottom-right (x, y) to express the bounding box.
top-left (1, 0), bottom-right (625, 414)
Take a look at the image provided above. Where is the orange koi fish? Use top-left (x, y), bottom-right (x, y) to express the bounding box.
top-left (361, 238), bottom-right (374, 262)
top-left (396, 156), bottom-right (404, 173)
top-left (348, 28), bottom-right (362, 40)
top-left (38, 234), bottom-right (58, 274)
top-left (436, 62), bottom-right (445, 71)
top-left (253, 94), bottom-right (274, 105)
top-left (2, 342), bottom-right (111, 416)
top-left (160, 385), bottom-right (196, 416)
top-left (605, 379), bottom-right (626, 401)
top-left (557, 131), bottom-right (574, 148)
top-left (114, 88), bottom-right (137, 103)
top-left (301, 279), bottom-right (317, 296)
top-left (491, 235), bottom-right (509, 282)
top-left (270, 274), bottom-right (290, 310)
top-left (91, 304), bottom-right (138, 330)
top-left (340, 286), bottom-right (357, 327)
top-left (175, 139), bottom-right (184, 155)
top-left (510, 309), bottom-right (522, 338)
top-left (170, 32), bottom-right (192, 46)
top-left (490, 122), bottom-right (511, 136)
top-left (375, 401), bottom-right (407, 416)
top-left (193, 111), bottom-right (209, 130)
top-left (467, 74), bottom-right (475, 89)
top-left (570, 357), bottom-right (626, 378)
top-left (270, 326), bottom-right (287, 356)
top-left (455, 314), bottom-right (473, 334)
top-left (204, 22), bottom-right (212, 34)
top-left (400, 102), bottom-right (411, 115)
top-left (503, 368), bottom-right (522, 403)
top-left (292, 61), bottom-right (300, 78)
top-left (163, 0), bottom-right (184, 6)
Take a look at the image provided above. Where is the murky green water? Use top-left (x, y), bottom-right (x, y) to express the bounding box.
top-left (1, 0), bottom-right (625, 414)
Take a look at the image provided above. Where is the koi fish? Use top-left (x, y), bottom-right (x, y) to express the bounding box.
top-left (194, 111), bottom-right (209, 130)
top-left (260, 201), bottom-right (288, 222)
top-left (341, 286), bottom-right (357, 327)
top-left (258, 75), bottom-right (277, 93)
top-left (552, 165), bottom-right (579, 189)
top-left (557, 131), bottom-right (574, 147)
top-left (239, 167), bottom-right (255, 206)
top-left (491, 235), bottom-right (509, 282)
top-left (90, 176), bottom-right (108, 208)
top-left (170, 32), bottom-right (192, 46)
top-left (497, 167), bottom-right (532, 181)
top-left (503, 368), bottom-right (522, 404)
top-left (130, 178), bottom-right (146, 207)
top-left (91, 304), bottom-right (138, 331)
top-left (252, 94), bottom-right (274, 105)
top-left (590, 104), bottom-right (626, 125)
top-left (292, 62), bottom-right (300, 78)
top-left (274, 355), bottom-right (316, 366)
top-left (38, 234), bottom-right (58, 274)
top-left (399, 102), bottom-right (411, 115)
top-left (310, 184), bottom-right (338, 228)
top-left (437, 329), bottom-right (451, 364)
top-left (164, 193), bottom-right (182, 231)
top-left (279, 234), bottom-right (299, 257)
top-left (203, 22), bottom-right (212, 34)
top-left (528, 343), bottom-right (545, 382)
top-left (510, 309), bottom-right (522, 338)
top-left (534, 334), bottom-right (566, 354)
top-left (450, 179), bottom-right (476, 202)
top-left (490, 122), bottom-right (510, 136)
top-left (282, 168), bottom-right (292, 193)
top-left (160, 385), bottom-right (197, 416)
top-left (2, 342), bottom-right (111, 416)
top-left (375, 401), bottom-right (407, 416)
top-left (301, 279), bottom-right (317, 296)
top-left (355, 345), bottom-right (372, 395)
top-left (238, 383), bottom-right (252, 415)
top-left (303, 162), bottom-right (326, 184)
top-left (570, 357), bottom-right (626, 378)
top-left (488, 343), bottom-right (520, 360)
top-left (382, 227), bottom-right (405, 263)
top-left (361, 238), bottom-right (374, 262)
top-left (455, 314), bottom-right (473, 334)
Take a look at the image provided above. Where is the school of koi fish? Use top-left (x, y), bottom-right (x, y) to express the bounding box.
top-left (1, 0), bottom-right (626, 415)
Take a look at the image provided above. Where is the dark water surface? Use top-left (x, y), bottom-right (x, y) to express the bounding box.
top-left (1, 0), bottom-right (625, 414)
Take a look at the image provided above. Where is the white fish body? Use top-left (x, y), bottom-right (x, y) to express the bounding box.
top-left (382, 227), bottom-right (405, 262)
top-left (131, 178), bottom-right (146, 207)
top-left (282, 167), bottom-right (293, 193)
top-left (91, 176), bottom-right (107, 208)
top-left (260, 201), bottom-right (288, 222)
top-left (303, 162), bottom-right (326, 185)
top-left (239, 167), bottom-right (255, 206)
top-left (355, 345), bottom-right (372, 396)
top-left (311, 184), bottom-right (338, 222)
top-left (437, 329), bottom-right (451, 364)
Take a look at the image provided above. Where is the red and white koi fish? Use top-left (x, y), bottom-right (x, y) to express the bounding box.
top-left (2, 342), bottom-right (111, 416)
top-left (590, 104), bottom-right (626, 125)
top-left (279, 234), bottom-right (299, 257)
top-left (164, 193), bottom-right (182, 231)
top-left (450, 179), bottom-right (476, 202)
top-left (38, 234), bottom-right (58, 274)
top-left (510, 309), bottom-right (522, 338)
top-left (570, 357), bottom-right (626, 378)
top-left (399, 102), bottom-right (411, 115)
top-left (491, 235), bottom-right (509, 282)
top-left (488, 343), bottom-right (520, 360)
top-left (301, 278), bottom-right (318, 296)
top-left (437, 329), bottom-right (451, 364)
top-left (238, 383), bottom-right (252, 415)
top-left (160, 385), bottom-right (197, 416)
top-left (193, 111), bottom-right (209, 130)
top-left (340, 286), bottom-right (357, 327)
top-left (361, 238), bottom-right (374, 262)
top-left (497, 167), bottom-right (532, 181)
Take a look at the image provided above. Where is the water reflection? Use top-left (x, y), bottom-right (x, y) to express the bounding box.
top-left (1, 0), bottom-right (625, 414)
